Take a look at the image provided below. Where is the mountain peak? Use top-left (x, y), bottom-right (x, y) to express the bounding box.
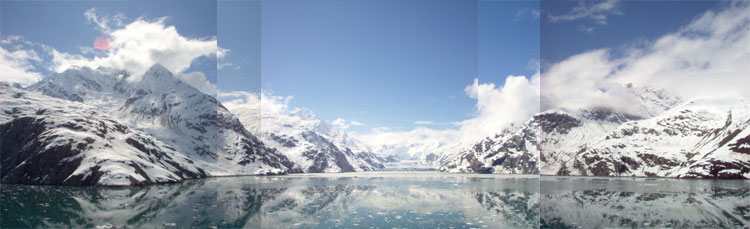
top-left (143, 63), bottom-right (173, 79)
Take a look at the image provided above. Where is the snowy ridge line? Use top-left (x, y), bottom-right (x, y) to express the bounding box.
top-left (440, 85), bottom-right (749, 179)
top-left (1, 64), bottom-right (301, 186)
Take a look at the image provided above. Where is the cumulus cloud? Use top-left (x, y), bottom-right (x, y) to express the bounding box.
top-left (48, 9), bottom-right (224, 94)
top-left (457, 74), bottom-right (541, 144)
top-left (0, 36), bottom-right (44, 86)
top-left (358, 73), bottom-right (541, 159)
top-left (542, 1), bottom-right (750, 114)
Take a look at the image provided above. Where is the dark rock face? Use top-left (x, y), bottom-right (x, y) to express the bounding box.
top-left (535, 112), bottom-right (581, 135)
top-left (301, 131), bottom-right (356, 173)
top-left (440, 122), bottom-right (540, 174)
top-left (729, 134), bottom-right (750, 154)
top-left (1, 117), bottom-right (84, 185)
top-left (682, 159), bottom-right (750, 179)
top-left (581, 108), bottom-right (641, 123)
top-left (270, 133), bottom-right (299, 148)
top-left (0, 116), bottom-right (206, 185)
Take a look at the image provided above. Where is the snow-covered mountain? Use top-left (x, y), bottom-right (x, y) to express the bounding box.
top-left (550, 97), bottom-right (750, 179)
top-left (367, 138), bottom-right (465, 169)
top-left (441, 85), bottom-right (750, 178)
top-left (1, 82), bottom-right (208, 185)
top-left (1, 64), bottom-right (300, 185)
top-left (439, 122), bottom-right (540, 174)
top-left (225, 96), bottom-right (385, 173)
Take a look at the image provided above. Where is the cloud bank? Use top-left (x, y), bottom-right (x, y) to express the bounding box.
top-left (542, 1), bottom-right (750, 114)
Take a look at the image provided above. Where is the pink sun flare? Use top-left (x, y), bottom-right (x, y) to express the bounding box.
top-left (94, 36), bottom-right (111, 50)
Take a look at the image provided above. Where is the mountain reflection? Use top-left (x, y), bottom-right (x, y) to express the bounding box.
top-left (541, 177), bottom-right (750, 228)
top-left (1, 172), bottom-right (540, 228)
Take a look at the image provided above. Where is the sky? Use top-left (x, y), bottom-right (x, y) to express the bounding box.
top-left (0, 0), bottom-right (219, 91)
top-left (1, 0), bottom-right (746, 157)
top-left (217, 0), bottom-right (261, 93)
top-left (0, 0), bottom-right (539, 136)
top-left (539, 0), bottom-right (749, 116)
top-left (541, 0), bottom-right (720, 65)
top-left (258, 0), bottom-right (539, 134)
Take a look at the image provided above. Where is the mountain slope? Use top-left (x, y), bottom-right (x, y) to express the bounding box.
top-left (225, 97), bottom-right (384, 173)
top-left (440, 85), bottom-right (750, 178)
top-left (0, 82), bottom-right (207, 185)
top-left (439, 123), bottom-right (540, 174)
top-left (2, 65), bottom-right (300, 185)
top-left (555, 97), bottom-right (750, 178)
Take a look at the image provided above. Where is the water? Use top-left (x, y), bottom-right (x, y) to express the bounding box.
top-left (3, 173), bottom-right (747, 228)
top-left (541, 176), bottom-right (750, 228)
top-left (1, 172), bottom-right (540, 228)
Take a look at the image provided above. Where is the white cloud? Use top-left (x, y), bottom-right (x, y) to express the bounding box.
top-left (217, 62), bottom-right (233, 70)
top-left (548, 0), bottom-right (622, 24)
top-left (176, 72), bottom-right (217, 95)
top-left (542, 1), bottom-right (750, 114)
top-left (358, 73), bottom-right (541, 159)
top-left (0, 37), bottom-right (44, 86)
top-left (49, 9), bottom-right (224, 94)
top-left (579, 25), bottom-right (595, 33)
top-left (515, 7), bottom-right (540, 21)
top-left (84, 8), bottom-right (126, 33)
top-left (547, 0), bottom-right (622, 32)
top-left (371, 126), bottom-right (391, 133)
top-left (331, 118), bottom-right (364, 130)
top-left (414, 120), bottom-right (453, 126)
top-left (456, 74), bottom-right (541, 144)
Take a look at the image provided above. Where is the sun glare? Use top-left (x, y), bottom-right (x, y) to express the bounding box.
top-left (94, 36), bottom-right (111, 50)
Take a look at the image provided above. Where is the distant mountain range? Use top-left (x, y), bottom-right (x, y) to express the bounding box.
top-left (1, 65), bottom-right (747, 185)
top-left (225, 94), bottom-right (385, 173)
top-left (0, 64), bottom-right (383, 185)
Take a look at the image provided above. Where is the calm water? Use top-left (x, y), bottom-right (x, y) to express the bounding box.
top-left (3, 173), bottom-right (747, 228)
top-left (541, 176), bottom-right (750, 228)
top-left (1, 172), bottom-right (540, 228)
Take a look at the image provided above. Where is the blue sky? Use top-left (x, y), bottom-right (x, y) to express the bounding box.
top-left (218, 0), bottom-right (261, 93)
top-left (1, 0), bottom-right (217, 84)
top-left (541, 0), bottom-right (719, 66)
top-left (257, 0), bottom-right (539, 133)
top-left (1, 0), bottom-right (725, 135)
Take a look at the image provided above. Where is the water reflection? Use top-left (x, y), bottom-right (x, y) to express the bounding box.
top-left (1, 172), bottom-right (539, 228)
top-left (541, 177), bottom-right (750, 228)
